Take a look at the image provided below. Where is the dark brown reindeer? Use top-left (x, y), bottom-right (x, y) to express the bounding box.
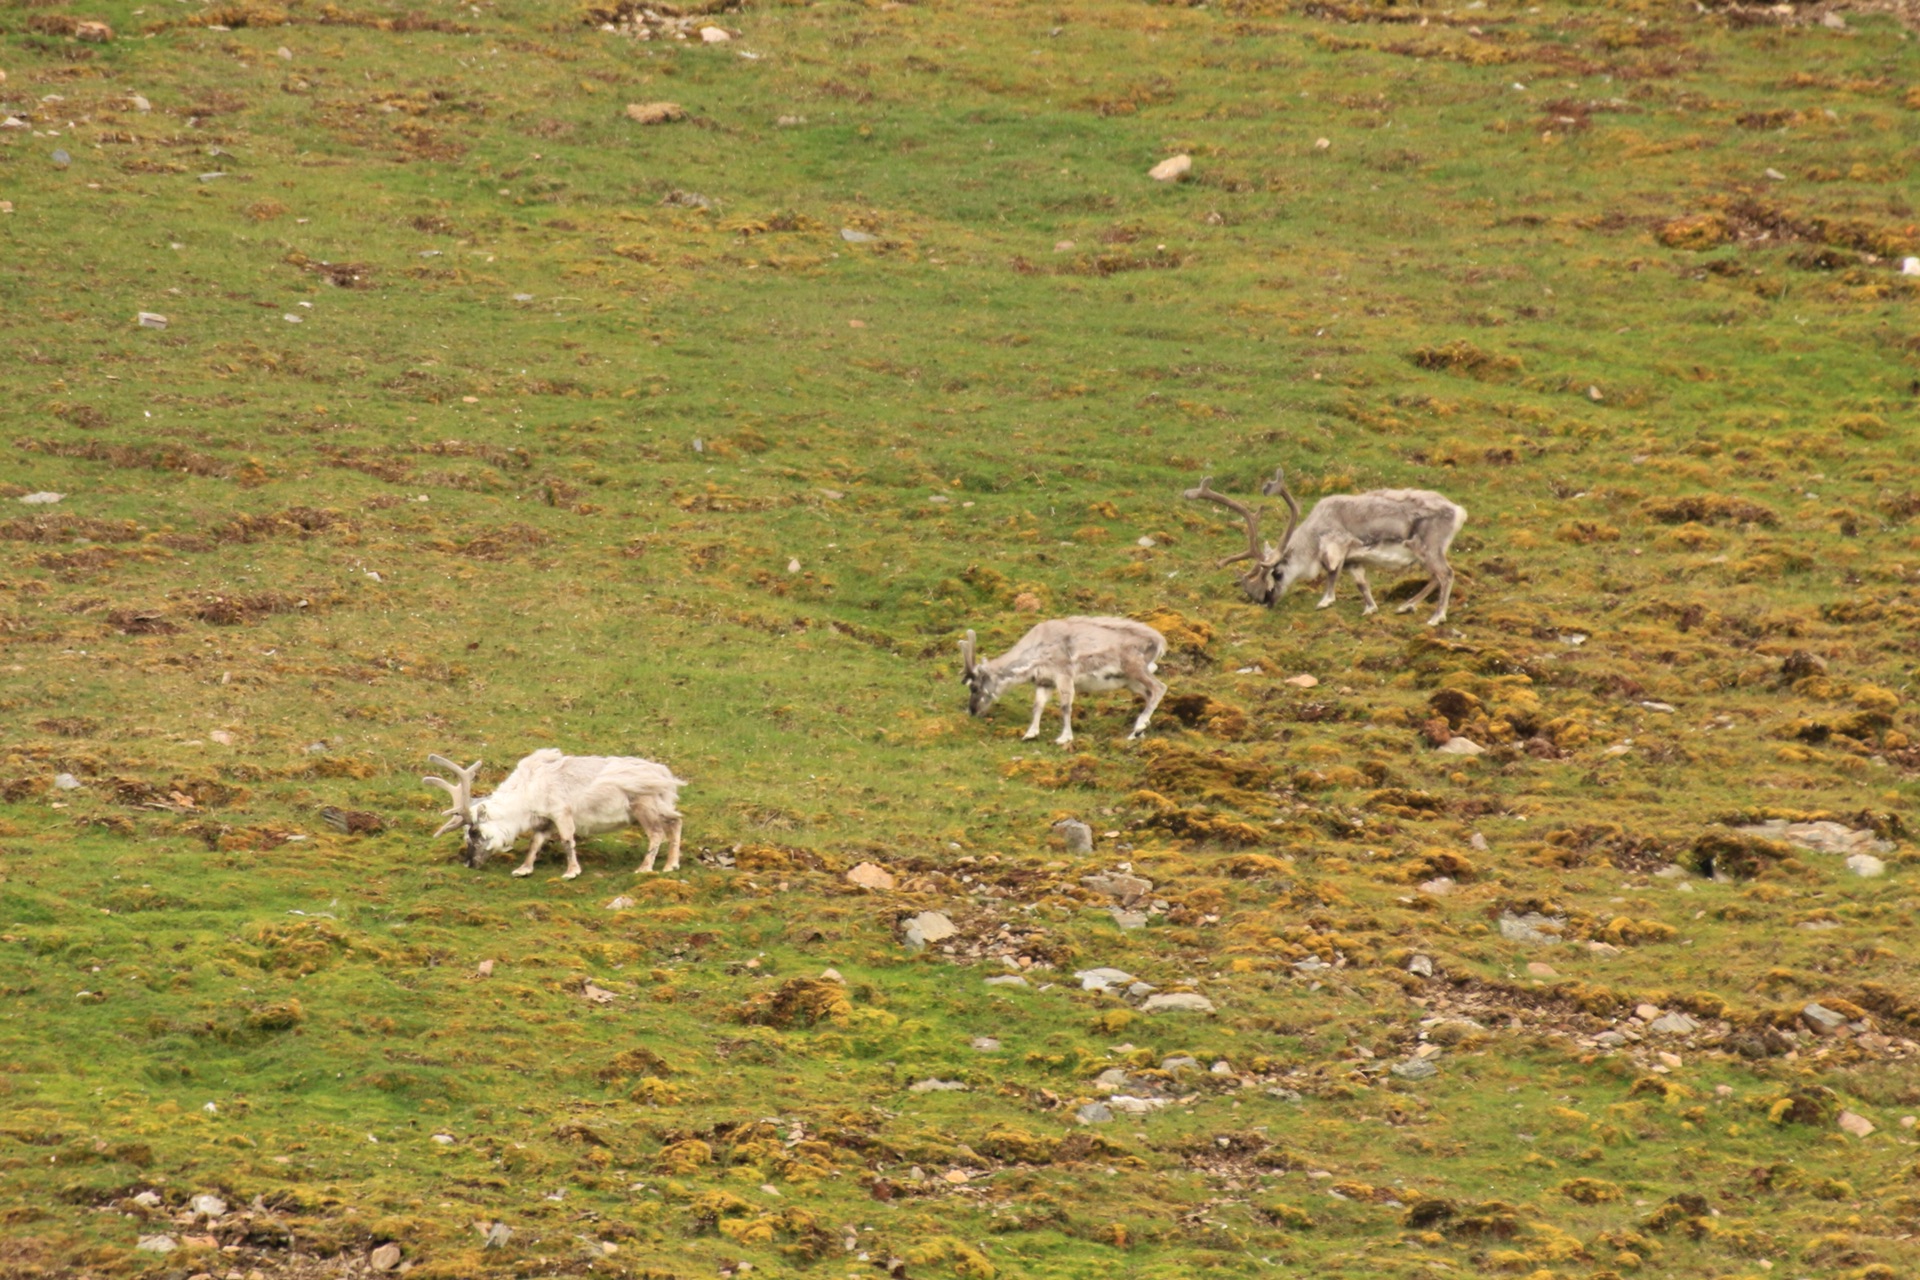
top-left (1184, 467), bottom-right (1468, 625)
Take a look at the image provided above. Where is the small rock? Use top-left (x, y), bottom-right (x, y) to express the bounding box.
top-left (1314, 137), bottom-right (1331, 150)
top-left (1082, 870), bottom-right (1151, 902)
top-left (1764, 166), bottom-right (1785, 180)
top-left (902, 911), bottom-right (956, 949)
top-left (1109, 909), bottom-right (1148, 931)
top-left (1076, 1102), bottom-right (1113, 1124)
top-left (1468, 832), bottom-right (1488, 852)
top-left (1803, 1003), bottom-right (1848, 1035)
top-left (1437, 736), bottom-right (1484, 756)
top-left (1074, 967), bottom-right (1133, 991)
top-left (1587, 940), bottom-right (1622, 956)
top-left (698, 25), bottom-right (730, 42)
top-left (1012, 591), bottom-right (1043, 613)
top-left (581, 983), bottom-right (619, 1005)
top-left (1847, 853), bottom-right (1885, 878)
top-left (819, 968), bottom-right (844, 983)
top-left (983, 975), bottom-right (1028, 988)
top-left (1141, 992), bottom-right (1214, 1014)
top-left (909, 1078), bottom-right (966, 1093)
top-left (1639, 700), bottom-right (1676, 713)
top-left (432, 1133), bottom-right (455, 1144)
top-left (777, 114), bottom-right (805, 127)
top-left (1054, 239), bottom-right (1075, 252)
top-left (1126, 980), bottom-right (1157, 997)
top-left (482, 1222), bottom-right (512, 1248)
top-left (1736, 819), bottom-right (1892, 856)
top-left (54, 773), bottom-right (81, 790)
top-left (130, 94), bottom-right (151, 111)
top-left (1148, 153), bottom-right (1191, 182)
top-left (1499, 912), bottom-right (1565, 946)
top-left (475, 959), bottom-right (494, 977)
top-left (1161, 1055), bottom-right (1199, 1071)
top-left (1656, 1051), bottom-right (1683, 1069)
top-left (19, 492), bottom-right (64, 505)
top-left (137, 312), bottom-right (169, 329)
top-left (1903, 257), bottom-right (1920, 277)
top-left (606, 896), bottom-right (635, 911)
top-left (209, 729), bottom-right (235, 745)
top-left (1902, 1115), bottom-right (1917, 1129)
top-left (1526, 962), bottom-right (1557, 978)
top-left (1418, 877), bottom-right (1455, 896)
top-left (1821, 11), bottom-right (1846, 28)
top-left (369, 1243), bottom-right (402, 1272)
top-left (971, 1036), bottom-right (1000, 1051)
top-left (1107, 1094), bottom-right (1167, 1115)
top-left (1428, 1019), bottom-right (1485, 1046)
top-left (1593, 1031), bottom-right (1627, 1048)
top-left (132, 1191), bottom-right (163, 1208)
top-left (1649, 1013), bottom-right (1699, 1036)
top-left (839, 227), bottom-right (878, 244)
top-left (1094, 1068), bottom-right (1130, 1089)
top-left (624, 101), bottom-right (685, 125)
top-left (1635, 1003), bottom-right (1662, 1021)
top-left (1406, 954), bottom-right (1434, 978)
top-left (786, 558), bottom-right (801, 574)
top-left (1391, 1058), bottom-right (1438, 1081)
top-left (846, 862), bottom-right (896, 891)
top-left (1210, 1060), bottom-right (1234, 1075)
top-left (1838, 1110), bottom-right (1874, 1137)
top-left (75, 20), bottom-right (113, 42)
top-left (135, 1235), bottom-right (177, 1253)
top-left (276, 46), bottom-right (292, 59)
top-left (1284, 674), bottom-right (1319, 688)
top-left (190, 1194), bottom-right (226, 1218)
top-left (1054, 820), bottom-right (1094, 854)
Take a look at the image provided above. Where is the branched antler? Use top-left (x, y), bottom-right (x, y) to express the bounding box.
top-left (423, 753), bottom-right (483, 837)
top-left (1181, 476), bottom-right (1269, 568)
top-left (1183, 469), bottom-right (1296, 604)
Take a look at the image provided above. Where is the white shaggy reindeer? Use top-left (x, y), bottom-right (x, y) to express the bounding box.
top-left (960, 617), bottom-right (1168, 746)
top-left (423, 750), bottom-right (686, 879)
top-left (1185, 467), bottom-right (1468, 625)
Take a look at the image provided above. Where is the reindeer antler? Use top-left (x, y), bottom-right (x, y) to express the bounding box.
top-left (1260, 465), bottom-right (1301, 552)
top-left (960, 629), bottom-right (977, 678)
top-left (1182, 476), bottom-right (1270, 568)
top-left (423, 753), bottom-right (483, 837)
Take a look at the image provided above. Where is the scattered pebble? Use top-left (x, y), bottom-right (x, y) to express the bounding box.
top-left (135, 1235), bottom-right (177, 1253)
top-left (1140, 992), bottom-right (1214, 1014)
top-left (1284, 674), bottom-right (1319, 688)
top-left (1407, 954), bottom-right (1434, 978)
top-left (1074, 967), bottom-right (1134, 991)
top-left (1076, 1102), bottom-right (1113, 1124)
top-left (1838, 1110), bottom-right (1874, 1137)
top-left (909, 1078), bottom-right (967, 1093)
top-left (1847, 853), bottom-right (1886, 878)
top-left (1526, 962), bottom-right (1557, 978)
top-left (190, 1194), bottom-right (226, 1219)
top-left (1437, 736), bottom-right (1484, 756)
top-left (983, 975), bottom-right (1028, 988)
top-left (901, 911), bottom-right (956, 949)
top-left (53, 773), bottom-right (81, 790)
top-left (1053, 819), bottom-right (1094, 854)
top-left (137, 312), bottom-right (169, 329)
top-left (839, 227), bottom-right (878, 244)
top-left (971, 1036), bottom-right (1001, 1051)
top-left (369, 1243), bottom-right (402, 1272)
top-left (605, 896), bottom-right (635, 911)
top-left (846, 862), bottom-right (896, 891)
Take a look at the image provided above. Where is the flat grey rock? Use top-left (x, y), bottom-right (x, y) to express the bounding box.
top-left (1076, 1102), bottom-right (1113, 1124)
top-left (902, 911), bottom-right (956, 949)
top-left (1054, 820), bottom-right (1093, 854)
top-left (1075, 967), bottom-right (1133, 991)
top-left (1736, 819), bottom-right (1893, 856)
top-left (1499, 912), bottom-right (1566, 946)
top-left (983, 975), bottom-right (1028, 988)
top-left (1648, 1013), bottom-right (1699, 1036)
top-left (1391, 1058), bottom-right (1439, 1081)
top-left (1141, 992), bottom-right (1214, 1014)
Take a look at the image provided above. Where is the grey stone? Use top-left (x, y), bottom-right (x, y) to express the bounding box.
top-left (1094, 1068), bottom-right (1131, 1088)
top-left (1594, 1031), bottom-right (1628, 1047)
top-left (1126, 981), bottom-right (1157, 997)
top-left (971, 1036), bottom-right (1000, 1052)
top-left (1498, 912), bottom-right (1566, 946)
top-left (1074, 967), bottom-right (1133, 991)
top-left (53, 773), bottom-right (81, 791)
top-left (983, 975), bottom-right (1028, 988)
top-left (370, 1243), bottom-right (403, 1272)
top-left (1391, 1058), bottom-right (1439, 1081)
top-left (1406, 954), bottom-right (1434, 979)
top-left (1437, 736), bottom-right (1484, 756)
top-left (909, 1078), bottom-right (967, 1093)
top-left (135, 1235), bottom-right (177, 1253)
top-left (1109, 909), bottom-right (1148, 931)
top-left (1107, 1094), bottom-right (1167, 1114)
top-left (483, 1222), bottom-right (512, 1249)
top-left (1648, 1013), bottom-right (1699, 1036)
top-left (1081, 870), bottom-right (1152, 902)
top-left (1054, 820), bottom-right (1094, 854)
top-left (1468, 832), bottom-right (1489, 852)
top-left (19, 492), bottom-right (64, 506)
top-left (132, 1191), bottom-right (162, 1208)
top-left (1848, 854), bottom-right (1886, 878)
top-left (1210, 1060), bottom-right (1234, 1075)
top-left (1076, 1102), bottom-right (1113, 1124)
top-left (1803, 1003), bottom-right (1848, 1035)
top-left (839, 227), bottom-right (878, 243)
top-left (1161, 1055), bottom-right (1200, 1072)
top-left (1736, 819), bottom-right (1893, 856)
top-left (190, 1193), bottom-right (226, 1218)
top-left (902, 911), bottom-right (956, 949)
top-left (846, 862), bottom-right (895, 891)
top-left (1141, 992), bottom-right (1214, 1014)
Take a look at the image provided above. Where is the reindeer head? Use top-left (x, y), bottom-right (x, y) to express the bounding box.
top-left (959, 630), bottom-right (1010, 717)
top-left (422, 754), bottom-right (498, 866)
top-left (1183, 467), bottom-right (1301, 605)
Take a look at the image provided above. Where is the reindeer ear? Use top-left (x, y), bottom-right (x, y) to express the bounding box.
top-left (960, 629), bottom-right (976, 675)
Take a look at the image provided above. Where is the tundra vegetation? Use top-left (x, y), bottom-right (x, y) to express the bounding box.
top-left (0, 0), bottom-right (1918, 1277)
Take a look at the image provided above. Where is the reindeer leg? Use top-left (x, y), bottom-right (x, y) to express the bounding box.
top-left (557, 814), bottom-right (582, 881)
top-left (1316, 559), bottom-right (1343, 609)
top-left (663, 814), bottom-right (682, 872)
top-left (1023, 686), bottom-right (1049, 740)
top-left (1127, 667), bottom-right (1168, 740)
top-left (1054, 683), bottom-right (1076, 746)
top-left (511, 829), bottom-right (547, 878)
top-left (1395, 578), bottom-right (1438, 615)
top-left (1350, 567), bottom-right (1379, 616)
top-left (1426, 561), bottom-right (1456, 626)
top-left (637, 816), bottom-right (663, 875)
top-left (1408, 539), bottom-right (1455, 626)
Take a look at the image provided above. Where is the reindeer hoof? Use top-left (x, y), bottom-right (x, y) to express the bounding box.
top-left (634, 864), bottom-right (655, 875)
top-left (562, 869), bottom-right (581, 881)
top-left (1315, 598), bottom-right (1335, 610)
top-left (1362, 604), bottom-right (1379, 616)
top-left (1395, 603), bottom-right (1416, 614)
top-left (1021, 730), bottom-right (1040, 741)
top-left (511, 867), bottom-right (533, 878)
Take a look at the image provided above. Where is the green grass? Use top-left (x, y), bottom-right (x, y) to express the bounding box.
top-left (3, 0), bottom-right (1920, 1276)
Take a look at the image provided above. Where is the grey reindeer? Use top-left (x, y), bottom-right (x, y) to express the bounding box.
top-left (1185, 467), bottom-right (1467, 625)
top-left (960, 617), bottom-right (1168, 746)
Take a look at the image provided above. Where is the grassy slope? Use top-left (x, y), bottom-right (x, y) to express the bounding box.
top-left (2, 0), bottom-right (1919, 1276)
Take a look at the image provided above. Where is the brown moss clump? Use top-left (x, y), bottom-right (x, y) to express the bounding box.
top-left (1408, 340), bottom-right (1522, 381)
top-left (974, 1126), bottom-right (1058, 1164)
top-left (597, 1046), bottom-right (675, 1080)
top-left (1641, 494), bottom-right (1777, 527)
top-left (736, 977), bottom-right (853, 1028)
top-left (1129, 790), bottom-right (1267, 846)
top-left (1688, 830), bottom-right (1798, 880)
top-left (655, 1138), bottom-right (713, 1173)
top-left (1558, 1177), bottom-right (1623, 1204)
top-left (1367, 788), bottom-right (1448, 819)
top-left (1160, 693), bottom-right (1251, 739)
top-left (1656, 214), bottom-right (1730, 250)
top-left (1409, 848), bottom-right (1477, 882)
top-left (1600, 917), bottom-right (1678, 946)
